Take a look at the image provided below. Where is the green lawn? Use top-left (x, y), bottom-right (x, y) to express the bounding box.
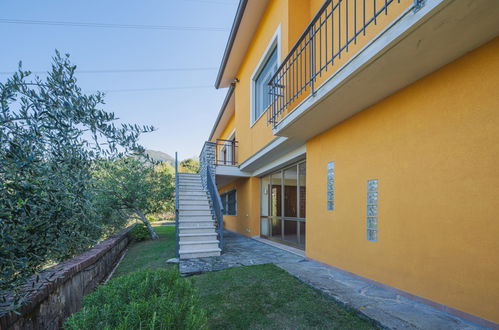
top-left (112, 225), bottom-right (176, 277)
top-left (114, 225), bottom-right (378, 329)
top-left (193, 264), bottom-right (377, 330)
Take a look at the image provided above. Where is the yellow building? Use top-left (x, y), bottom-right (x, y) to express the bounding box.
top-left (199, 0), bottom-right (499, 326)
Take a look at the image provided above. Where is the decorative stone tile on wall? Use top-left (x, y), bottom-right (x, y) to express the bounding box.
top-left (367, 179), bottom-right (379, 242)
top-left (327, 161), bottom-right (335, 210)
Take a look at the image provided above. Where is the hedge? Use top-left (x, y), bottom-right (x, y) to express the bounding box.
top-left (64, 268), bottom-right (207, 329)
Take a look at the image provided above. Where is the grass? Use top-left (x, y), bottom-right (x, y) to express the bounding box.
top-left (192, 264), bottom-right (377, 330)
top-left (112, 224), bottom-right (176, 277)
top-left (114, 226), bottom-right (378, 329)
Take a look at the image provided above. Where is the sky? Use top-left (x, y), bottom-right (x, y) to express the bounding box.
top-left (0, 0), bottom-right (239, 160)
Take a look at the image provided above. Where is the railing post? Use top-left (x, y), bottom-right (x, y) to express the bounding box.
top-left (413, 0), bottom-right (425, 12)
top-left (309, 25), bottom-right (316, 95)
top-left (175, 152), bottom-right (179, 259)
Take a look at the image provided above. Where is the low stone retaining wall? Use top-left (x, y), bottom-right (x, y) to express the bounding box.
top-left (0, 226), bottom-right (134, 330)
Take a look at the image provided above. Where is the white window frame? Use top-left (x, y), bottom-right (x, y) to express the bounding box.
top-left (222, 130), bottom-right (236, 165)
top-left (250, 25), bottom-right (281, 127)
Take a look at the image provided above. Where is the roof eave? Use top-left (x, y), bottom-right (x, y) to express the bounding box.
top-left (208, 84), bottom-right (236, 141)
top-left (214, 0), bottom-right (248, 89)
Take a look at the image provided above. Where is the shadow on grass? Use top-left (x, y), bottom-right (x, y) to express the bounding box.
top-left (112, 225), bottom-right (176, 278)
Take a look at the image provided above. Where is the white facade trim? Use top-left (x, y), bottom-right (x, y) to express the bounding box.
top-left (250, 24), bottom-right (281, 127)
top-left (252, 145), bottom-right (306, 177)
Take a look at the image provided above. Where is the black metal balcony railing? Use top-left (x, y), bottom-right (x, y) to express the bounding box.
top-left (214, 139), bottom-right (238, 166)
top-left (268, 0), bottom-right (415, 126)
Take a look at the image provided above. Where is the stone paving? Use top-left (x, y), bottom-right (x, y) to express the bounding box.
top-left (179, 230), bottom-right (303, 274)
top-left (179, 231), bottom-right (486, 329)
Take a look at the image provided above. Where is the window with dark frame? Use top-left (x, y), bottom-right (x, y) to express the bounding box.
top-left (221, 190), bottom-right (236, 216)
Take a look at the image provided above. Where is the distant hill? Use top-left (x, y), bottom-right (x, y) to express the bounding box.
top-left (144, 149), bottom-right (174, 164)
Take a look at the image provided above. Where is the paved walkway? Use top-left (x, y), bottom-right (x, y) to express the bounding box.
top-left (179, 231), bottom-right (485, 329)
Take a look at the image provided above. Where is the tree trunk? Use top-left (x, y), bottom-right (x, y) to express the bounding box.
top-left (135, 209), bottom-right (159, 240)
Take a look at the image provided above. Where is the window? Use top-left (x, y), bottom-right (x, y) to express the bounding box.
top-left (253, 47), bottom-right (278, 122)
top-left (221, 190), bottom-right (236, 216)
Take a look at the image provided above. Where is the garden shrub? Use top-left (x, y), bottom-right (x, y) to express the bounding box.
top-left (129, 223), bottom-right (150, 241)
top-left (147, 214), bottom-right (159, 223)
top-left (64, 268), bottom-right (207, 330)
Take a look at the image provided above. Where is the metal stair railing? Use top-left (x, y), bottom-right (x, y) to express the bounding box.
top-left (206, 165), bottom-right (224, 252)
top-left (174, 152), bottom-right (180, 258)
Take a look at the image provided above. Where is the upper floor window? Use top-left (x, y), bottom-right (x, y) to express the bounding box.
top-left (253, 47), bottom-right (278, 123)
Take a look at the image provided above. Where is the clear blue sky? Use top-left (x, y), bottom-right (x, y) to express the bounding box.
top-left (0, 0), bottom-right (239, 160)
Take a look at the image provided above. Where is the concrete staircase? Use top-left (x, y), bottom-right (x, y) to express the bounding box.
top-left (178, 173), bottom-right (221, 259)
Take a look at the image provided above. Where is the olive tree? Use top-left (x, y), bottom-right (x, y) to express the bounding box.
top-left (94, 158), bottom-right (174, 240)
top-left (0, 52), bottom-right (152, 308)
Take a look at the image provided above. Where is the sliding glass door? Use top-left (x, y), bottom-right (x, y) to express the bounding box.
top-left (260, 160), bottom-right (306, 249)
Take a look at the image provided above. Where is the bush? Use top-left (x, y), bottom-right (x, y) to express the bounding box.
top-left (129, 223), bottom-right (150, 241)
top-left (64, 268), bottom-right (207, 330)
top-left (147, 214), bottom-right (159, 223)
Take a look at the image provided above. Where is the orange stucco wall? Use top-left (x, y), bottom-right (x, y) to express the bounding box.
top-left (217, 113), bottom-right (235, 141)
top-left (306, 37), bottom-right (499, 323)
top-left (219, 178), bottom-right (260, 236)
top-left (210, 1), bottom-right (498, 323)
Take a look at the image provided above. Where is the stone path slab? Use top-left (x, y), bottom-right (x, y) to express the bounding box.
top-left (179, 231), bottom-right (486, 329)
top-left (179, 231), bottom-right (303, 275)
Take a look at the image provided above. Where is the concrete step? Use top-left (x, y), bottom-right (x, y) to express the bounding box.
top-left (179, 248), bottom-right (221, 259)
top-left (179, 189), bottom-right (205, 193)
top-left (178, 178), bottom-right (201, 183)
top-left (179, 226), bottom-right (215, 234)
top-left (179, 210), bottom-right (212, 217)
top-left (179, 205), bottom-right (211, 211)
top-left (178, 175), bottom-right (201, 179)
top-left (179, 193), bottom-right (208, 198)
top-left (179, 188), bottom-right (204, 193)
top-left (178, 181), bottom-right (203, 187)
top-left (179, 178), bottom-right (202, 182)
top-left (179, 233), bottom-right (218, 242)
top-left (179, 214), bottom-right (213, 220)
top-left (179, 189), bottom-right (208, 197)
top-left (178, 199), bottom-right (208, 204)
top-left (179, 200), bottom-right (210, 206)
top-left (179, 219), bottom-right (214, 227)
top-left (180, 240), bottom-right (220, 251)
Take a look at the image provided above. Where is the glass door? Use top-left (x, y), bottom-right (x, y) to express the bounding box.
top-left (260, 160), bottom-right (306, 249)
top-left (283, 166), bottom-right (298, 245)
top-left (269, 172), bottom-right (282, 239)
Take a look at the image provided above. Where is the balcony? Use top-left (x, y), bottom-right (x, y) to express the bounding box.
top-left (214, 139), bottom-right (238, 166)
top-left (200, 139), bottom-right (250, 187)
top-left (267, 0), bottom-right (499, 140)
top-left (268, 0), bottom-right (415, 126)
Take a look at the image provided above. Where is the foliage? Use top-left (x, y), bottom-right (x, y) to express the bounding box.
top-left (179, 158), bottom-right (200, 173)
top-left (64, 268), bottom-right (207, 330)
top-left (0, 51), bottom-right (153, 308)
top-left (93, 157), bottom-right (174, 240)
top-left (146, 214), bottom-right (159, 223)
top-left (129, 224), bottom-right (150, 241)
